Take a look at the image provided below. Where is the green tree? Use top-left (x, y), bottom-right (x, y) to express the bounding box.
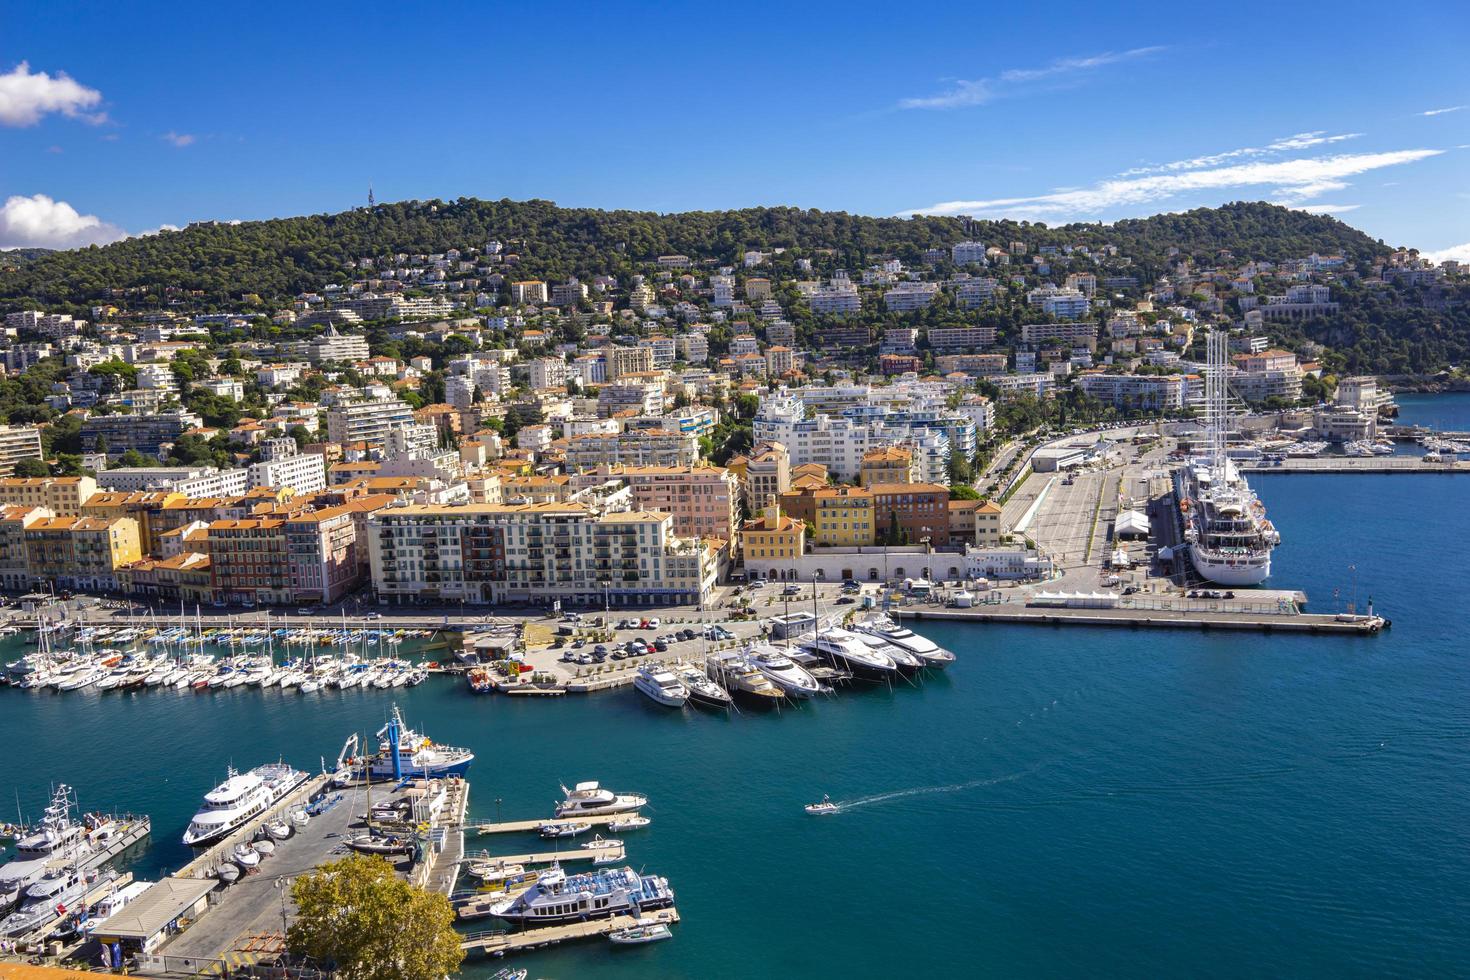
top-left (288, 855), bottom-right (464, 980)
top-left (11, 458), bottom-right (50, 477)
top-left (117, 448), bottom-right (155, 468)
top-left (949, 484), bottom-right (982, 500)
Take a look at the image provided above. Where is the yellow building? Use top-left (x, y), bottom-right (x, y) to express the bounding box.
top-left (860, 446), bottom-right (917, 486)
top-left (813, 486), bottom-right (875, 547)
top-left (23, 515), bottom-right (142, 592)
top-left (740, 503), bottom-right (806, 563)
top-left (81, 490), bottom-right (185, 557)
top-left (0, 476), bottom-right (99, 516)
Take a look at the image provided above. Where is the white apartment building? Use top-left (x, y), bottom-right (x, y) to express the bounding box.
top-left (753, 393), bottom-right (903, 482)
top-left (953, 278), bottom-right (1000, 309)
top-left (927, 326), bottom-right (998, 350)
top-left (883, 282), bottom-right (941, 312)
top-left (247, 453), bottom-right (328, 493)
top-left (446, 376), bottom-right (477, 410)
top-left (1074, 373), bottom-right (1185, 411)
top-left (96, 466), bottom-right (249, 497)
top-left (528, 357), bottom-right (569, 391)
top-left (1019, 321), bottom-right (1099, 349)
top-left (325, 399), bottom-right (417, 446)
top-left (951, 241), bottom-right (989, 265)
top-left (367, 503), bottom-right (717, 607)
top-left (807, 282), bottom-right (862, 314)
top-left (0, 425), bottom-right (43, 476)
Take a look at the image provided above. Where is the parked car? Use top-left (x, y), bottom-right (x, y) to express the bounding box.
top-left (836, 596), bottom-right (856, 605)
top-left (653, 640), bottom-right (669, 652)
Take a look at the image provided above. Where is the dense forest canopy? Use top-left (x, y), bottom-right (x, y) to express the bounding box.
top-left (0, 199), bottom-right (1392, 312)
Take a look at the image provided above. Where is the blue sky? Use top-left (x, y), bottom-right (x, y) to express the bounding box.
top-left (1, 0), bottom-right (1467, 258)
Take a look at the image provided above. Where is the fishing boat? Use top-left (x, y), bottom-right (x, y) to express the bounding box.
top-left (361, 706), bottom-right (474, 780)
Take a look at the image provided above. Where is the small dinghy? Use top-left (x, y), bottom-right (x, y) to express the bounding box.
top-left (537, 821), bottom-right (590, 839)
top-left (233, 843), bottom-right (261, 869)
top-left (289, 807), bottom-right (310, 828)
top-left (266, 820), bottom-right (292, 840)
top-left (608, 921), bottom-right (673, 945)
top-left (216, 863), bottom-right (241, 884)
top-left (608, 814), bottom-right (651, 832)
top-left (344, 833), bottom-right (415, 856)
top-left (252, 839), bottom-right (276, 857)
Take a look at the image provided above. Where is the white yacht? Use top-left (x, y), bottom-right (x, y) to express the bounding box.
top-left (554, 782), bottom-right (647, 818)
top-left (744, 643), bottom-right (823, 698)
top-left (0, 786), bottom-right (107, 914)
top-left (1, 865), bottom-right (112, 937)
top-left (182, 763), bottom-right (309, 847)
top-left (632, 665), bottom-right (689, 708)
top-left (798, 627), bottom-right (899, 682)
top-left (854, 615), bottom-right (956, 668)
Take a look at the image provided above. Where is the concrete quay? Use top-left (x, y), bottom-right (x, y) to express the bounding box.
top-left (1244, 457), bottom-right (1469, 474)
top-left (904, 603), bottom-right (1387, 634)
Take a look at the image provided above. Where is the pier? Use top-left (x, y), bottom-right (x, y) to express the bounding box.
top-left (904, 603), bottom-right (1386, 634)
top-left (462, 839), bottom-right (627, 867)
top-left (465, 812), bottom-right (637, 835)
top-left (1243, 456), bottom-right (1470, 474)
top-left (460, 906), bottom-right (680, 957)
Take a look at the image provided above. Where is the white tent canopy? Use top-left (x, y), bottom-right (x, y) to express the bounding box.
top-left (1115, 509), bottom-right (1151, 537)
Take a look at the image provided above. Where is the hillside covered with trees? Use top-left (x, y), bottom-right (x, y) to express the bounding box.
top-left (0, 199), bottom-right (1392, 312)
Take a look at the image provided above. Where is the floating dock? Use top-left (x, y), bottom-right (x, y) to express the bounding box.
top-left (466, 812), bottom-right (638, 835)
top-left (460, 906), bottom-right (680, 957)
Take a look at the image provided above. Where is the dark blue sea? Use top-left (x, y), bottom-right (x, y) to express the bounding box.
top-left (2, 454), bottom-right (1467, 976)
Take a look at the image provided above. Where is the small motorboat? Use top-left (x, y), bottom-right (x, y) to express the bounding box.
top-left (804, 795), bottom-right (840, 815)
top-left (537, 821), bottom-right (591, 839)
top-left (608, 921), bottom-right (673, 945)
top-left (466, 860), bottom-right (525, 886)
top-left (233, 843), bottom-right (261, 869)
top-left (581, 834), bottom-right (622, 850)
top-left (344, 833), bottom-right (415, 856)
top-left (489, 969), bottom-right (528, 980)
top-left (266, 820), bottom-right (292, 840)
top-left (608, 815), bottom-right (651, 832)
top-left (216, 863), bottom-right (241, 884)
top-left (289, 807), bottom-right (311, 828)
top-left (252, 839), bottom-right (276, 857)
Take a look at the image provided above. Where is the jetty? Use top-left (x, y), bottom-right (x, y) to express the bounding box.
top-left (460, 905), bottom-right (680, 957)
top-left (465, 811), bottom-right (637, 835)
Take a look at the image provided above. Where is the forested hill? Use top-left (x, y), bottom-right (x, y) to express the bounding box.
top-left (0, 199), bottom-right (1389, 312)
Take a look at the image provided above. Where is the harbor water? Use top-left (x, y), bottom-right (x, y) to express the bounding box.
top-left (2, 474), bottom-right (1468, 976)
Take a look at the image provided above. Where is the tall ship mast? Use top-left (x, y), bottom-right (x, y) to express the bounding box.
top-left (1173, 329), bottom-right (1281, 586)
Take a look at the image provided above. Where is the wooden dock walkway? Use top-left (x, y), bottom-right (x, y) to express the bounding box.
top-left (478, 840), bottom-right (625, 866)
top-left (460, 906), bottom-right (679, 956)
top-left (465, 811), bottom-right (637, 835)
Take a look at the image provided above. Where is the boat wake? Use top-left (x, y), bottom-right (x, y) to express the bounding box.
top-left (826, 765), bottom-right (1044, 814)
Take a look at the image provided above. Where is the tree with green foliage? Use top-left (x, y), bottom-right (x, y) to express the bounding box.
top-left (949, 484), bottom-right (982, 500)
top-left (11, 458), bottom-right (49, 477)
top-left (117, 448), bottom-right (155, 468)
top-left (287, 855), bottom-right (463, 980)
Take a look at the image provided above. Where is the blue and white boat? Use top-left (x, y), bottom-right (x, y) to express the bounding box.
top-left (489, 865), bottom-right (674, 926)
top-left (364, 706), bottom-right (474, 780)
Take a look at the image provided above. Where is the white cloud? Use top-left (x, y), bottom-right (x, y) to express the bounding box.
top-left (1120, 132), bottom-right (1362, 175)
top-left (1296, 204), bottom-right (1361, 214)
top-left (1420, 241), bottom-right (1470, 263)
top-left (0, 194), bottom-right (127, 249)
top-left (900, 46), bottom-right (1164, 110)
top-left (138, 224), bottom-right (181, 237)
top-left (900, 148), bottom-right (1443, 219)
top-left (162, 131), bottom-right (195, 147)
top-left (1419, 105), bottom-right (1465, 117)
top-left (0, 61), bottom-right (105, 127)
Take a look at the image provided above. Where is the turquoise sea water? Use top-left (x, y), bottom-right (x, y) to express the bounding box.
top-left (2, 472), bottom-right (1468, 977)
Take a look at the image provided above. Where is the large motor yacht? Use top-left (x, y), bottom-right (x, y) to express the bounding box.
top-left (744, 642), bottom-right (823, 698)
top-left (554, 782), bottom-right (647, 818)
top-left (632, 665), bottom-right (689, 708)
top-left (182, 763), bottom-right (309, 847)
top-left (0, 786), bottom-right (112, 914)
top-left (363, 706), bottom-right (474, 780)
top-left (853, 615), bottom-right (956, 668)
top-left (798, 627), bottom-right (899, 682)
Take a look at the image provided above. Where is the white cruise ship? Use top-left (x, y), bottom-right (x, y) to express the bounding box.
top-left (1174, 330), bottom-right (1281, 587)
top-left (182, 763), bottom-right (309, 847)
